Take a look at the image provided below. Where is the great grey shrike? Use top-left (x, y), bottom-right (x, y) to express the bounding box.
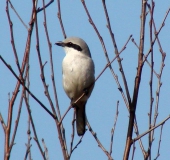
top-left (55, 37), bottom-right (95, 136)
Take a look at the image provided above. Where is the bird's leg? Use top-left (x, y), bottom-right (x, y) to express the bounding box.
top-left (71, 99), bottom-right (77, 108)
top-left (83, 88), bottom-right (89, 95)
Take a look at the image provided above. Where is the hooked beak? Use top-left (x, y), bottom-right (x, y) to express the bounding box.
top-left (55, 41), bottom-right (65, 47)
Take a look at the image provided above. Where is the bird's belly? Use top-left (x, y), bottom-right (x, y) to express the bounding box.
top-left (62, 54), bottom-right (94, 101)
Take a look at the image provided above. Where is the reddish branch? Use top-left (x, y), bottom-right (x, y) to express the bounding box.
top-left (109, 101), bottom-right (119, 156)
top-left (102, 0), bottom-right (131, 105)
top-left (0, 55), bottom-right (56, 119)
top-left (3, 0), bottom-right (36, 159)
top-left (57, 0), bottom-right (67, 38)
top-left (123, 1), bottom-right (147, 159)
top-left (35, 0), bottom-right (68, 158)
top-left (86, 120), bottom-right (113, 160)
top-left (37, 0), bottom-right (54, 13)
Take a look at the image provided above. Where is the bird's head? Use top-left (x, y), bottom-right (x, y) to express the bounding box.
top-left (55, 37), bottom-right (91, 57)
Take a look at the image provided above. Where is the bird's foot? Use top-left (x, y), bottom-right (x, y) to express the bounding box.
top-left (83, 88), bottom-right (89, 95)
top-left (71, 101), bottom-right (77, 108)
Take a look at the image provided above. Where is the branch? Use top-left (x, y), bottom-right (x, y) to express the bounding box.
top-left (37, 0), bottom-right (54, 13)
top-left (109, 101), bottom-right (119, 156)
top-left (147, 2), bottom-right (155, 159)
top-left (8, 0), bottom-right (28, 30)
top-left (0, 55), bottom-right (56, 119)
top-left (131, 38), bottom-right (158, 78)
top-left (133, 115), bottom-right (170, 142)
top-left (57, 0), bottom-right (66, 38)
top-left (123, 1), bottom-right (147, 159)
top-left (24, 93), bottom-right (46, 159)
top-left (154, 125), bottom-right (163, 160)
top-left (0, 113), bottom-right (6, 132)
top-left (86, 120), bottom-right (113, 160)
top-left (143, 7), bottom-right (170, 64)
top-left (9, 66), bottom-right (29, 151)
top-left (42, 139), bottom-right (49, 160)
top-left (102, 0), bottom-right (131, 105)
top-left (69, 110), bottom-right (76, 158)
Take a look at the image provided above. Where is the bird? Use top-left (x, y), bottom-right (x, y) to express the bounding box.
top-left (55, 37), bottom-right (95, 136)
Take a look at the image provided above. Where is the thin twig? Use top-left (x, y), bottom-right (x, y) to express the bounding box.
top-left (8, 0), bottom-right (29, 30)
top-left (69, 110), bottom-right (76, 158)
top-left (0, 55), bottom-right (56, 120)
top-left (6, 1), bottom-right (23, 78)
top-left (109, 101), bottom-right (119, 156)
top-left (154, 125), bottom-right (163, 160)
top-left (133, 115), bottom-right (170, 142)
top-left (102, 0), bottom-right (131, 105)
top-left (35, 1), bottom-right (68, 158)
top-left (24, 93), bottom-right (46, 160)
top-left (86, 120), bottom-right (113, 160)
top-left (9, 66), bottom-right (29, 151)
top-left (42, 0), bottom-right (68, 156)
top-left (37, 0), bottom-right (54, 13)
top-left (42, 139), bottom-right (49, 160)
top-left (0, 113), bottom-right (6, 132)
top-left (124, 1), bottom-right (147, 159)
top-left (131, 38), bottom-right (158, 78)
top-left (27, 114), bottom-right (32, 159)
top-left (143, 7), bottom-right (170, 64)
top-left (57, 0), bottom-right (66, 38)
top-left (24, 144), bottom-right (32, 160)
top-left (147, 2), bottom-right (154, 159)
top-left (35, 1), bottom-right (58, 120)
top-left (131, 142), bottom-right (136, 160)
top-left (70, 131), bottom-right (85, 155)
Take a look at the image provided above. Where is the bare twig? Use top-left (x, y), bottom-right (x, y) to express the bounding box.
top-left (3, 0), bottom-right (37, 158)
top-left (42, 139), bottom-right (49, 160)
top-left (86, 120), bottom-right (113, 160)
top-left (0, 55), bottom-right (56, 119)
top-left (69, 110), bottom-right (76, 158)
top-left (9, 66), bottom-right (29, 151)
top-left (102, 0), bottom-right (131, 105)
top-left (124, 1), bottom-right (147, 159)
top-left (35, 1), bottom-right (68, 158)
top-left (147, 2), bottom-right (155, 159)
top-left (109, 101), bottom-right (119, 156)
top-left (70, 131), bottom-right (85, 155)
top-left (6, 0), bottom-right (22, 78)
top-left (0, 113), bottom-right (6, 132)
top-left (8, 0), bottom-right (29, 30)
top-left (57, 0), bottom-right (66, 38)
top-left (35, 1), bottom-right (58, 120)
top-left (27, 115), bottom-right (32, 160)
top-left (42, 0), bottom-right (68, 156)
top-left (143, 7), bottom-right (170, 64)
top-left (24, 93), bottom-right (46, 159)
top-left (131, 38), bottom-right (158, 78)
top-left (154, 125), bottom-right (163, 160)
top-left (37, 0), bottom-right (54, 13)
top-left (42, 0), bottom-right (61, 125)
top-left (133, 115), bottom-right (170, 142)
top-left (149, 6), bottom-right (167, 144)
top-left (59, 94), bottom-right (85, 125)
top-left (24, 144), bottom-right (32, 160)
top-left (131, 142), bottom-right (136, 160)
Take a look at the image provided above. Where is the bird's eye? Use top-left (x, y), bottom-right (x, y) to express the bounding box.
top-left (68, 42), bottom-right (72, 46)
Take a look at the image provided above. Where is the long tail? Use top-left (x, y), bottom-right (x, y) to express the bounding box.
top-left (75, 101), bottom-right (86, 136)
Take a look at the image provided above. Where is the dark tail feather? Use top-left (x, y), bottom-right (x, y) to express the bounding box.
top-left (76, 102), bottom-right (86, 136)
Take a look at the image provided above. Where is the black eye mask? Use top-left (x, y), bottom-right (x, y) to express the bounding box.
top-left (66, 42), bottom-right (82, 51)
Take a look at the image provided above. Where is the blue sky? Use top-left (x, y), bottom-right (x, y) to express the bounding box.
top-left (1, 1), bottom-right (170, 160)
